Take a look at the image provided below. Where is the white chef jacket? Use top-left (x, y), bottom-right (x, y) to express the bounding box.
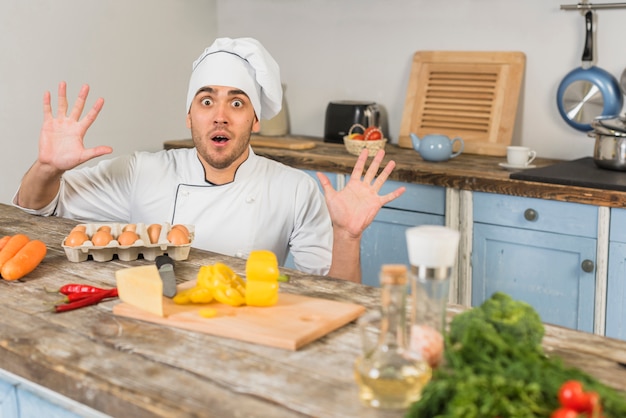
top-left (13, 148), bottom-right (332, 275)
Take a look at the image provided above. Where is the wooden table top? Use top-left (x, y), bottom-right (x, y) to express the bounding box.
top-left (164, 136), bottom-right (626, 208)
top-left (1, 203), bottom-right (625, 417)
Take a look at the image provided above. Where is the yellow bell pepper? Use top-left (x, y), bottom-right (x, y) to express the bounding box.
top-left (174, 251), bottom-right (287, 308)
top-left (197, 262), bottom-right (246, 306)
top-left (245, 250), bottom-right (282, 307)
top-left (172, 286), bottom-right (214, 305)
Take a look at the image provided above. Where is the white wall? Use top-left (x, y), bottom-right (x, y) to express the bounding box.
top-left (4, 1), bottom-right (626, 204)
top-left (0, 0), bottom-right (216, 204)
top-left (216, 0), bottom-right (626, 160)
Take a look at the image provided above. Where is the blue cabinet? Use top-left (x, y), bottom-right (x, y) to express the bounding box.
top-left (472, 192), bottom-right (598, 332)
top-left (607, 208), bottom-right (626, 341)
top-left (360, 181), bottom-right (445, 287)
top-left (0, 369), bottom-right (103, 418)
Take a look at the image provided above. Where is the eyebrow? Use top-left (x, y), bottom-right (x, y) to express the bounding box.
top-left (195, 87), bottom-right (249, 98)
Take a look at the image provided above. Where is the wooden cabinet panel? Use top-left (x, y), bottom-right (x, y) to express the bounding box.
top-left (607, 208), bottom-right (626, 341)
top-left (472, 223), bottom-right (596, 332)
top-left (360, 207), bottom-right (444, 287)
top-left (378, 180), bottom-right (445, 214)
top-left (473, 192), bottom-right (597, 238)
top-left (607, 242), bottom-right (626, 340)
top-left (0, 378), bottom-right (17, 418)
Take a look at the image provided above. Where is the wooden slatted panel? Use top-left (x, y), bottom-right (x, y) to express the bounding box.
top-left (420, 70), bottom-right (497, 133)
top-left (399, 51), bottom-right (525, 156)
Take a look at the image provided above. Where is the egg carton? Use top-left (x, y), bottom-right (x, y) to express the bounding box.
top-left (62, 222), bottom-right (194, 263)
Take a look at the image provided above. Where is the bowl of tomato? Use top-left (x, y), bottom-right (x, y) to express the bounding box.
top-left (343, 124), bottom-right (387, 157)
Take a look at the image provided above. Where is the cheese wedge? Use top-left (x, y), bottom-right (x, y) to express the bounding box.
top-left (115, 265), bottom-right (164, 317)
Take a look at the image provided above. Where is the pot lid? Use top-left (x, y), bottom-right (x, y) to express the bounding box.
top-left (589, 124), bottom-right (626, 138)
top-left (594, 115), bottom-right (626, 134)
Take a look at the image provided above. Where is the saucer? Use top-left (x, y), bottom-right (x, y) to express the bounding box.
top-left (498, 162), bottom-right (536, 171)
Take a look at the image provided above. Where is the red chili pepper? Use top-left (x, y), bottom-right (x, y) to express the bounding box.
top-left (53, 288), bottom-right (118, 313)
top-left (57, 284), bottom-right (109, 295)
top-left (57, 288), bottom-right (119, 304)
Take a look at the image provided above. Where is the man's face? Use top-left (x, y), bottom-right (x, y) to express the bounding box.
top-left (186, 85), bottom-right (260, 175)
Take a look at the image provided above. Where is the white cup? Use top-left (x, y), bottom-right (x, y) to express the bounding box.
top-left (506, 146), bottom-right (536, 167)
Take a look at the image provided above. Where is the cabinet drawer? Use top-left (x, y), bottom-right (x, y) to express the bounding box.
top-left (379, 181), bottom-right (445, 215)
top-left (610, 208), bottom-right (626, 243)
top-left (473, 192), bottom-right (597, 238)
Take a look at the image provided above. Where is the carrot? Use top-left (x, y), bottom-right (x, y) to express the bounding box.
top-left (1, 240), bottom-right (47, 281)
top-left (0, 234), bottom-right (30, 271)
top-left (0, 236), bottom-right (10, 251)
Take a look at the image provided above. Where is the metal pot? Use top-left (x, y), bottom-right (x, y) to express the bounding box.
top-left (588, 130), bottom-right (626, 171)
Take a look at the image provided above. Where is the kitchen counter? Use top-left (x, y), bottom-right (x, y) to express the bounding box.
top-left (0, 203), bottom-right (625, 417)
top-left (164, 136), bottom-right (626, 208)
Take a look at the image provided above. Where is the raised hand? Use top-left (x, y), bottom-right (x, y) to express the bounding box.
top-left (317, 148), bottom-right (405, 239)
top-left (38, 81), bottom-right (112, 172)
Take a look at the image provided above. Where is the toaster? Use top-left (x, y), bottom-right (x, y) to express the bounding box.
top-left (324, 101), bottom-right (387, 143)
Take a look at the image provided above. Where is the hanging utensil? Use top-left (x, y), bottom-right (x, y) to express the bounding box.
top-left (556, 10), bottom-right (623, 131)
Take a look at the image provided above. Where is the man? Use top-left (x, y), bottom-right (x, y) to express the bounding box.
top-left (14, 37), bottom-right (404, 283)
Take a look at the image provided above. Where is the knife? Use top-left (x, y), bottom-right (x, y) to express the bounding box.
top-left (155, 255), bottom-right (177, 298)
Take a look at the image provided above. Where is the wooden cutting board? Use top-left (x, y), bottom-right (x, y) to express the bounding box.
top-left (250, 136), bottom-right (317, 150)
top-left (398, 51), bottom-right (526, 156)
top-left (113, 281), bottom-right (365, 350)
top-left (162, 136), bottom-right (317, 151)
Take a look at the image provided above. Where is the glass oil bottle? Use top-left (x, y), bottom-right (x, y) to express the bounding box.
top-left (354, 264), bottom-right (432, 409)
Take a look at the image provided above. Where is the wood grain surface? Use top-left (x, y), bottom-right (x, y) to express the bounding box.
top-left (164, 136), bottom-right (626, 208)
top-left (0, 204), bottom-right (625, 418)
top-left (113, 283), bottom-right (365, 351)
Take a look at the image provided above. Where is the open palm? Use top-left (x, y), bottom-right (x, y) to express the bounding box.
top-left (317, 149), bottom-right (405, 239)
top-left (38, 82), bottom-right (111, 171)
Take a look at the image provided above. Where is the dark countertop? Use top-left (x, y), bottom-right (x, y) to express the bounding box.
top-left (0, 203), bottom-right (625, 417)
top-left (164, 136), bottom-right (626, 208)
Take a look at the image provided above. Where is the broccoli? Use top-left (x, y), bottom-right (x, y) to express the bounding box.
top-left (406, 292), bottom-right (626, 418)
top-left (449, 291), bottom-right (544, 350)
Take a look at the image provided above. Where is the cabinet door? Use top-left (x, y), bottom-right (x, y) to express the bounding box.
top-left (607, 242), bottom-right (626, 340)
top-left (361, 207), bottom-right (444, 287)
top-left (0, 378), bottom-right (18, 418)
top-left (472, 223), bottom-right (596, 332)
top-left (360, 181), bottom-right (445, 287)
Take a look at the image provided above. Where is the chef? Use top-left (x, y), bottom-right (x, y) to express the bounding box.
top-left (12, 37), bottom-right (404, 283)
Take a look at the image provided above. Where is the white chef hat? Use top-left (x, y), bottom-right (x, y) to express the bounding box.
top-left (186, 37), bottom-right (282, 120)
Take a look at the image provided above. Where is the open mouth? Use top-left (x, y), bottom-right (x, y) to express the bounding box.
top-left (212, 135), bottom-right (229, 143)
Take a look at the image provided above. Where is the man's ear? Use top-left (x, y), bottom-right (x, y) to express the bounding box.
top-left (186, 113), bottom-right (192, 129)
top-left (252, 117), bottom-right (261, 133)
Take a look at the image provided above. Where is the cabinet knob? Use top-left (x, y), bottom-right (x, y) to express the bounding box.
top-left (524, 208), bottom-right (538, 221)
top-left (581, 259), bottom-right (595, 273)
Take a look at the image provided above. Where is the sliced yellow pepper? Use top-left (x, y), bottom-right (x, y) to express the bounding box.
top-left (172, 286), bottom-right (214, 305)
top-left (176, 251), bottom-right (286, 308)
top-left (213, 286), bottom-right (246, 306)
top-left (197, 262), bottom-right (245, 306)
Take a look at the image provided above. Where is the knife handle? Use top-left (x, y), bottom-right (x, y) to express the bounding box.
top-left (155, 255), bottom-right (174, 269)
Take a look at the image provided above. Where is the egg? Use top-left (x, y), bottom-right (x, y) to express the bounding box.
top-left (97, 225), bottom-right (112, 233)
top-left (167, 227), bottom-right (190, 245)
top-left (122, 224), bottom-right (136, 233)
top-left (147, 224), bottom-right (162, 244)
top-left (91, 230), bottom-right (113, 247)
top-left (65, 230), bottom-right (89, 247)
top-left (117, 230), bottom-right (139, 246)
top-left (171, 224), bottom-right (190, 237)
top-left (70, 225), bottom-right (87, 234)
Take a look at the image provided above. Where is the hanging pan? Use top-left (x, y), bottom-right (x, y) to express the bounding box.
top-left (556, 10), bottom-right (623, 132)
